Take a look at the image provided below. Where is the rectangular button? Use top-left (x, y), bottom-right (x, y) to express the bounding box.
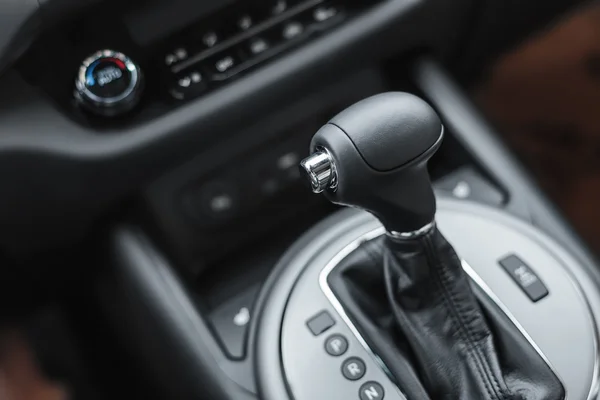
top-left (306, 310), bottom-right (335, 336)
top-left (205, 50), bottom-right (244, 81)
top-left (499, 254), bottom-right (549, 302)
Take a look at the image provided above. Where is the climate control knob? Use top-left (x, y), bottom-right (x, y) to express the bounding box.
top-left (74, 50), bottom-right (143, 117)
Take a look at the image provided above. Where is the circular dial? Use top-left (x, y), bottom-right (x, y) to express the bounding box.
top-left (74, 50), bottom-right (143, 117)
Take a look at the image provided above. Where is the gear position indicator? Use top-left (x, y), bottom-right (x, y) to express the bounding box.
top-left (325, 334), bottom-right (348, 356)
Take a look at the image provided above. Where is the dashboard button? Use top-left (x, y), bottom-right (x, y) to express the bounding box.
top-left (165, 53), bottom-right (178, 66)
top-left (313, 4), bottom-right (340, 23)
top-left (183, 180), bottom-right (240, 221)
top-left (341, 357), bottom-right (366, 381)
top-left (271, 0), bottom-right (288, 15)
top-left (215, 56), bottom-right (236, 73)
top-left (247, 37), bottom-right (271, 56)
top-left (434, 167), bottom-right (504, 207)
top-left (208, 285), bottom-right (260, 359)
top-left (325, 334), bottom-right (348, 356)
top-left (206, 51), bottom-right (244, 80)
top-left (178, 76), bottom-right (192, 88)
top-left (74, 49), bottom-right (143, 117)
top-left (202, 30), bottom-right (220, 48)
top-left (164, 47), bottom-right (190, 67)
top-left (237, 14), bottom-right (254, 31)
top-left (170, 70), bottom-right (205, 100)
top-left (282, 21), bottom-right (304, 40)
top-left (359, 382), bottom-right (385, 400)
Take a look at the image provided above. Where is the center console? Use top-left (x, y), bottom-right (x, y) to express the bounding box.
top-left (95, 58), bottom-right (600, 400)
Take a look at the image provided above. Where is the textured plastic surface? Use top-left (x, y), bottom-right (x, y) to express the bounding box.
top-left (328, 92), bottom-right (442, 171)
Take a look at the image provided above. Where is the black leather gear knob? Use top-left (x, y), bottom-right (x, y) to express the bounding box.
top-left (303, 92), bottom-right (443, 233)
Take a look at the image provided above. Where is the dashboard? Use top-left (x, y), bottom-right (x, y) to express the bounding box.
top-left (0, 0), bottom-right (579, 254)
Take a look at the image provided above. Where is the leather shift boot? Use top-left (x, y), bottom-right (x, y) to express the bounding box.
top-left (328, 228), bottom-right (564, 400)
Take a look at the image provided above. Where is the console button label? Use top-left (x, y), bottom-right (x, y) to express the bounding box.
top-left (499, 254), bottom-right (549, 302)
top-left (341, 357), bottom-right (366, 381)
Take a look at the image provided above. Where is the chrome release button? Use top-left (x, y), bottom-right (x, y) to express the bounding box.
top-left (299, 149), bottom-right (337, 194)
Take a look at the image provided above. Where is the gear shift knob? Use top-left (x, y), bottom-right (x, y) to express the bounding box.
top-left (300, 92), bottom-right (443, 234)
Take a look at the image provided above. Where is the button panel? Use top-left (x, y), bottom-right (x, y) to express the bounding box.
top-left (159, 0), bottom-right (347, 101)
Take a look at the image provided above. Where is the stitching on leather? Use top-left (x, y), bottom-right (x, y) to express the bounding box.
top-left (439, 255), bottom-right (506, 399)
top-left (428, 235), bottom-right (508, 400)
top-left (432, 245), bottom-right (507, 399)
top-left (423, 236), bottom-right (496, 400)
top-left (422, 234), bottom-right (505, 400)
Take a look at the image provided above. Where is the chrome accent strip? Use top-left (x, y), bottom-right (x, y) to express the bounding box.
top-left (387, 221), bottom-right (435, 240)
top-left (318, 227), bottom-right (595, 399)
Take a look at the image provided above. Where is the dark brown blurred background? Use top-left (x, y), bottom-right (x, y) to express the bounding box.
top-left (475, 3), bottom-right (600, 251)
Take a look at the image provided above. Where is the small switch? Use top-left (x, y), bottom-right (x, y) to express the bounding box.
top-left (208, 286), bottom-right (260, 359)
top-left (182, 180), bottom-right (240, 221)
top-left (164, 47), bottom-right (189, 67)
top-left (282, 21), bottom-right (304, 40)
top-left (206, 51), bottom-right (243, 81)
top-left (247, 37), bottom-right (270, 56)
top-left (312, 5), bottom-right (339, 23)
top-left (202, 30), bottom-right (220, 48)
top-left (434, 166), bottom-right (504, 207)
top-left (170, 70), bottom-right (205, 100)
top-left (306, 310), bottom-right (335, 336)
top-left (271, 0), bottom-right (288, 15)
top-left (499, 254), bottom-right (549, 302)
top-left (237, 14), bottom-right (254, 31)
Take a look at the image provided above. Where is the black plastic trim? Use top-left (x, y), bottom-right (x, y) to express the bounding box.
top-left (97, 226), bottom-right (257, 399)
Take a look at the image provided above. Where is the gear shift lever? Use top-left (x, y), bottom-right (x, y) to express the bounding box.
top-left (300, 93), bottom-right (564, 400)
top-left (300, 92), bottom-right (443, 234)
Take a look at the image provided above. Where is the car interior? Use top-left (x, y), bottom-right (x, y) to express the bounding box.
top-left (1, 0), bottom-right (600, 399)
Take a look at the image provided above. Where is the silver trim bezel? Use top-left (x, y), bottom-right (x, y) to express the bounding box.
top-left (387, 221), bottom-right (435, 240)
